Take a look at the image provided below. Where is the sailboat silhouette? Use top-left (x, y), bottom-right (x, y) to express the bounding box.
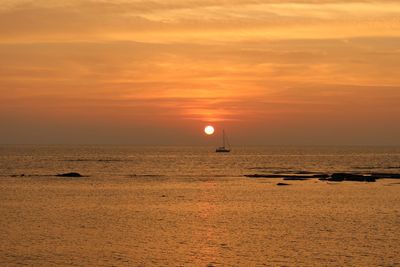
top-left (216, 129), bottom-right (231, 153)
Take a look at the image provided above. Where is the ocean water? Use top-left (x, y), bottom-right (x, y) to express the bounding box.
top-left (1, 145), bottom-right (400, 266)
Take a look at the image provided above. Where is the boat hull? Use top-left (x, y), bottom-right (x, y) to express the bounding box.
top-left (216, 148), bottom-right (230, 153)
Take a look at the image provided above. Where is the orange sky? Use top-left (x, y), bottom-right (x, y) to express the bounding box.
top-left (0, 0), bottom-right (399, 145)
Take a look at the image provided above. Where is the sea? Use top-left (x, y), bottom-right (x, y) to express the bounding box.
top-left (1, 145), bottom-right (400, 266)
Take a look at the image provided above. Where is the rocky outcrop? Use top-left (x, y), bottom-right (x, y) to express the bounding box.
top-left (370, 173), bottom-right (400, 179)
top-left (245, 171), bottom-right (400, 183)
top-left (277, 183), bottom-right (290, 186)
top-left (319, 173), bottom-right (376, 182)
top-left (56, 172), bottom-right (84, 177)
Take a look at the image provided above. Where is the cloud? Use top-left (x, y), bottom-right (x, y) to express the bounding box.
top-left (0, 0), bottom-right (399, 43)
top-left (0, 1), bottom-right (399, 144)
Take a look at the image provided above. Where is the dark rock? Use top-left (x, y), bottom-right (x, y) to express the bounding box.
top-left (324, 176), bottom-right (344, 182)
top-left (370, 173), bottom-right (400, 179)
top-left (246, 172), bottom-right (378, 182)
top-left (281, 175), bottom-right (314, 179)
top-left (333, 173), bottom-right (363, 181)
top-left (312, 174), bottom-right (330, 179)
top-left (56, 172), bottom-right (84, 177)
top-left (323, 173), bottom-right (376, 182)
top-left (10, 174), bottom-right (26, 177)
top-left (365, 176), bottom-right (376, 182)
top-left (277, 183), bottom-right (290, 186)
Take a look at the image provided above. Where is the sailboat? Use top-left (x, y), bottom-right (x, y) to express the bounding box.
top-left (216, 129), bottom-right (231, 153)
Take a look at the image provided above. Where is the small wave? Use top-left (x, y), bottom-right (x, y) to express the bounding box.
top-left (248, 167), bottom-right (292, 170)
top-left (128, 174), bottom-right (166, 178)
top-left (63, 159), bottom-right (127, 162)
top-left (353, 166), bottom-right (378, 170)
top-left (385, 182), bottom-right (400, 186)
top-left (247, 167), bottom-right (326, 175)
top-left (245, 173), bottom-right (327, 179)
top-left (353, 166), bottom-right (400, 170)
top-left (7, 174), bottom-right (54, 178)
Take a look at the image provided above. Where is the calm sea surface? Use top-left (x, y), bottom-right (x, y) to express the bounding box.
top-left (1, 146), bottom-right (400, 266)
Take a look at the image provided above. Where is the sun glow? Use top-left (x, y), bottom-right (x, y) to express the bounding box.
top-left (204, 126), bottom-right (215, 135)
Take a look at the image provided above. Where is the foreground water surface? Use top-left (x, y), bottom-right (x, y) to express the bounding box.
top-left (1, 146), bottom-right (400, 266)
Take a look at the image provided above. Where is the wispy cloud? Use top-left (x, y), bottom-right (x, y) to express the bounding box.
top-left (1, 0), bottom-right (399, 42)
top-left (0, 0), bottom-right (399, 144)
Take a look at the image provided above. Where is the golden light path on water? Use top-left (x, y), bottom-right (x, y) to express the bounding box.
top-left (0, 146), bottom-right (400, 265)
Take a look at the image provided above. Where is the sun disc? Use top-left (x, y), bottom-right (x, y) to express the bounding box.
top-left (204, 125), bottom-right (215, 135)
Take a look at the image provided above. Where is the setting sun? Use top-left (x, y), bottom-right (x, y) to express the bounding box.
top-left (204, 126), bottom-right (215, 135)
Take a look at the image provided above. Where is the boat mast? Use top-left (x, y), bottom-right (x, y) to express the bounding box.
top-left (222, 129), bottom-right (226, 148)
